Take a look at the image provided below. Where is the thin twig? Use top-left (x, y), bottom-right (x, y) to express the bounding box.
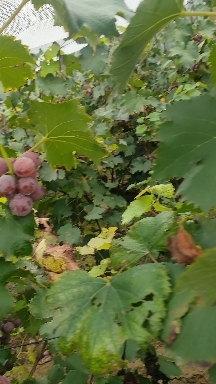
top-left (87, 374), bottom-right (94, 384)
top-left (28, 340), bottom-right (48, 378)
top-left (0, 0), bottom-right (29, 34)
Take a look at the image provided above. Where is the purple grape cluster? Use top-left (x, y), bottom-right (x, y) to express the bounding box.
top-left (0, 152), bottom-right (44, 216)
top-left (0, 317), bottom-right (21, 376)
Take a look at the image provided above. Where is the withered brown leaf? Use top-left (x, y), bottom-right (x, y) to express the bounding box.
top-left (167, 226), bottom-right (202, 265)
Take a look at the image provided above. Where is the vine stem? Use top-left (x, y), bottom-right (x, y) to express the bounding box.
top-left (0, 0), bottom-right (29, 34)
top-left (181, 11), bottom-right (216, 17)
top-left (28, 137), bottom-right (47, 153)
top-left (28, 340), bottom-right (48, 378)
top-left (0, 144), bottom-right (14, 175)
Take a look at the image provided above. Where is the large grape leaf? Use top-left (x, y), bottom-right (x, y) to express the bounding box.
top-left (0, 36), bottom-right (35, 91)
top-left (33, 0), bottom-right (132, 37)
top-left (208, 44), bottom-right (216, 85)
top-left (168, 307), bottom-right (216, 362)
top-left (28, 100), bottom-right (106, 169)
top-left (152, 94), bottom-right (216, 211)
top-left (110, 212), bottom-right (175, 268)
top-left (0, 259), bottom-right (17, 319)
top-left (0, 207), bottom-right (35, 259)
top-left (162, 249), bottom-right (216, 351)
top-left (31, 265), bottom-right (170, 374)
top-left (174, 248), bottom-right (216, 306)
top-left (111, 0), bottom-right (184, 91)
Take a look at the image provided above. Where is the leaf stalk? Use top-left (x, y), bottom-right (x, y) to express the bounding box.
top-left (181, 11), bottom-right (216, 17)
top-left (0, 144), bottom-right (14, 175)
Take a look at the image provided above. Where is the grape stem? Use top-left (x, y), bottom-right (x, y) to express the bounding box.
top-left (28, 137), bottom-right (46, 153)
top-left (28, 340), bottom-right (48, 378)
top-left (0, 145), bottom-right (14, 175)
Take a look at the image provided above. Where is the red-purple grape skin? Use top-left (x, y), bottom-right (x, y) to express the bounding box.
top-left (9, 194), bottom-right (33, 216)
top-left (0, 375), bottom-right (11, 384)
top-left (0, 158), bottom-right (8, 176)
top-left (12, 317), bottom-right (21, 328)
top-left (9, 158), bottom-right (16, 165)
top-left (2, 322), bottom-right (14, 333)
top-left (30, 183), bottom-right (45, 201)
top-left (18, 177), bottom-right (36, 195)
top-left (0, 175), bottom-right (16, 195)
top-left (13, 157), bottom-right (36, 178)
top-left (21, 152), bottom-right (41, 169)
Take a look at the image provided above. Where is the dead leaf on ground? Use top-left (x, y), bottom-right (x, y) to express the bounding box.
top-left (34, 240), bottom-right (79, 281)
top-left (167, 226), bottom-right (202, 265)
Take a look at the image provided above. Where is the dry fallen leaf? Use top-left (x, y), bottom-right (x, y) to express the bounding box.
top-left (167, 226), bottom-right (202, 265)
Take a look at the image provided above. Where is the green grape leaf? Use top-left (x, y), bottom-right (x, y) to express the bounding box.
top-left (174, 248), bottom-right (216, 306)
top-left (153, 94), bottom-right (216, 211)
top-left (34, 265), bottom-right (170, 374)
top-left (47, 365), bottom-right (65, 384)
top-left (0, 259), bottom-right (17, 319)
top-left (63, 371), bottom-right (89, 384)
top-left (158, 356), bottom-right (182, 378)
top-left (57, 224), bottom-right (81, 245)
top-left (161, 289), bottom-right (195, 345)
top-left (40, 60), bottom-right (59, 77)
top-left (209, 364), bottom-right (216, 384)
top-left (169, 307), bottom-right (216, 361)
top-left (63, 54), bottom-right (80, 76)
top-left (110, 212), bottom-right (175, 268)
top-left (0, 207), bottom-right (35, 259)
top-left (79, 46), bottom-right (108, 76)
top-left (84, 206), bottom-right (106, 221)
top-left (121, 195), bottom-right (153, 225)
top-left (35, 75), bottom-right (68, 96)
top-left (209, 44), bottom-right (216, 86)
top-left (184, 216), bottom-right (216, 250)
top-left (33, 0), bottom-right (131, 37)
top-left (28, 100), bottom-right (106, 169)
top-left (111, 0), bottom-right (184, 91)
top-left (44, 43), bottom-right (60, 61)
top-left (0, 36), bottom-right (35, 90)
top-left (169, 40), bottom-right (200, 67)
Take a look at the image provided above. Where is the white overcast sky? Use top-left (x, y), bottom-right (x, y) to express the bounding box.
top-left (125, 0), bottom-right (142, 11)
top-left (17, 0), bottom-right (141, 51)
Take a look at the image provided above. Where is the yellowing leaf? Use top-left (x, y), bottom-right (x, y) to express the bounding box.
top-left (42, 255), bottom-right (66, 273)
top-left (35, 239), bottom-right (46, 263)
top-left (76, 227), bottom-right (117, 255)
top-left (27, 347), bottom-right (36, 363)
top-left (150, 183), bottom-right (175, 198)
top-left (88, 259), bottom-right (110, 277)
top-left (154, 201), bottom-right (172, 212)
top-left (122, 195), bottom-right (153, 225)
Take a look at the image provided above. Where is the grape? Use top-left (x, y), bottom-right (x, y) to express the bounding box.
top-left (1, 334), bottom-right (10, 345)
top-left (0, 175), bottom-right (16, 196)
top-left (30, 183), bottom-right (45, 201)
top-left (21, 152), bottom-right (41, 168)
top-left (12, 318), bottom-right (21, 328)
top-left (18, 177), bottom-right (36, 195)
top-left (0, 375), bottom-right (11, 384)
top-left (2, 322), bottom-right (14, 333)
top-left (13, 157), bottom-right (36, 178)
top-left (0, 158), bottom-right (8, 176)
top-left (9, 194), bottom-right (33, 216)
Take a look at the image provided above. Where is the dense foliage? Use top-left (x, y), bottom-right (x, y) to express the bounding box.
top-left (1, 0), bottom-right (216, 383)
